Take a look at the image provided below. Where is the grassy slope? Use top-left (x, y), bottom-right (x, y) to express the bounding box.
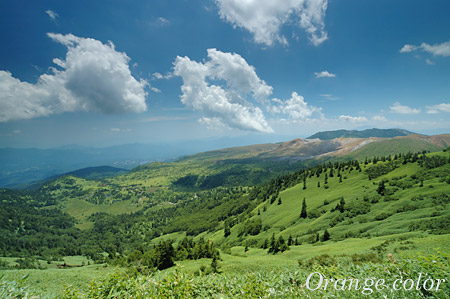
top-left (2, 151), bottom-right (450, 298)
top-left (137, 151), bottom-right (450, 271)
top-left (348, 137), bottom-right (442, 159)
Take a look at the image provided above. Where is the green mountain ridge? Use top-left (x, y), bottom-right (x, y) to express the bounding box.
top-left (307, 128), bottom-right (415, 140)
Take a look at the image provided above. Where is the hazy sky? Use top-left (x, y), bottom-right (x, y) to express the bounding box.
top-left (1, 0), bottom-right (449, 148)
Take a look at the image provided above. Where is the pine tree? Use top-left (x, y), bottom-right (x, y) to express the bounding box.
top-left (288, 234), bottom-right (293, 246)
top-left (317, 181), bottom-right (320, 188)
top-left (300, 198), bottom-right (307, 218)
top-left (211, 255), bottom-right (219, 273)
top-left (323, 229), bottom-right (330, 241)
top-left (303, 175), bottom-right (307, 190)
top-left (262, 239), bottom-right (268, 249)
top-left (377, 180), bottom-right (386, 195)
top-left (277, 197), bottom-right (282, 205)
top-left (268, 233), bottom-right (276, 253)
top-left (224, 224), bottom-right (231, 237)
top-left (336, 198), bottom-right (345, 213)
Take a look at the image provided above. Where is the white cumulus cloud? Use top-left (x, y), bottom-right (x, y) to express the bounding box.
top-left (426, 103), bottom-right (450, 114)
top-left (400, 41), bottom-right (450, 57)
top-left (314, 70), bottom-right (336, 78)
top-left (0, 33), bottom-right (147, 122)
top-left (173, 49), bottom-right (273, 133)
top-left (389, 102), bottom-right (420, 114)
top-left (270, 92), bottom-right (322, 120)
top-left (216, 0), bottom-right (328, 46)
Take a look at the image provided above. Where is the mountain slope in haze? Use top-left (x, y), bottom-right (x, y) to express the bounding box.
top-left (0, 141), bottom-right (234, 189)
top-left (307, 128), bottom-right (415, 140)
top-left (178, 133), bottom-right (450, 165)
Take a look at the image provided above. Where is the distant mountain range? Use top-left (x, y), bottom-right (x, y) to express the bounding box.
top-left (180, 132), bottom-right (450, 166)
top-left (307, 128), bottom-right (415, 140)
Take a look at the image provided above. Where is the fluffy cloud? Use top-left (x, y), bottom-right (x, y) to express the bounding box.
top-left (173, 49), bottom-right (273, 133)
top-left (389, 102), bottom-right (420, 114)
top-left (426, 103), bottom-right (450, 114)
top-left (314, 70), bottom-right (336, 78)
top-left (400, 41), bottom-right (450, 57)
top-left (271, 92), bottom-right (322, 120)
top-left (0, 33), bottom-right (147, 122)
top-left (339, 115), bottom-right (368, 122)
top-left (216, 0), bottom-right (328, 46)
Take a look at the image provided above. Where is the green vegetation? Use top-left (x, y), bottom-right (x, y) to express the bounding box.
top-left (1, 141), bottom-right (450, 298)
top-left (307, 128), bottom-right (414, 140)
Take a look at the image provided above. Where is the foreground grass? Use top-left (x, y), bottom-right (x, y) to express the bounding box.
top-left (0, 265), bottom-right (117, 298)
top-left (60, 251), bottom-right (449, 298)
top-left (2, 234), bottom-right (449, 298)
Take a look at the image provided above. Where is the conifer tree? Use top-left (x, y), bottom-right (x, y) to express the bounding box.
top-left (323, 229), bottom-right (330, 241)
top-left (300, 198), bottom-right (307, 218)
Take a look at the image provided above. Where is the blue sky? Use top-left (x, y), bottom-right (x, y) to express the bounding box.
top-left (0, 0), bottom-right (449, 148)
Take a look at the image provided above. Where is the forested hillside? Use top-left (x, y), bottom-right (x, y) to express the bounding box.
top-left (1, 142), bottom-right (450, 297)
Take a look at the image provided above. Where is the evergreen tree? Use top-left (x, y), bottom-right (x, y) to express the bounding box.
top-left (317, 181), bottom-right (320, 188)
top-left (268, 233), bottom-right (276, 253)
top-left (224, 224), bottom-right (231, 238)
top-left (288, 234), bottom-right (293, 246)
top-left (323, 229), bottom-right (330, 241)
top-left (211, 255), bottom-right (219, 273)
top-left (335, 198), bottom-right (345, 213)
top-left (377, 180), bottom-right (386, 195)
top-left (300, 198), bottom-right (307, 218)
top-left (277, 197), bottom-right (282, 205)
top-left (303, 176), bottom-right (307, 190)
top-left (262, 239), bottom-right (268, 249)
